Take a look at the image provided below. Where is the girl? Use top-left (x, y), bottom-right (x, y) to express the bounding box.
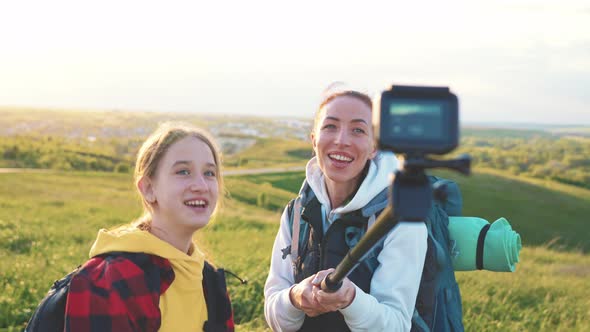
top-left (64, 122), bottom-right (234, 331)
top-left (264, 89), bottom-right (428, 331)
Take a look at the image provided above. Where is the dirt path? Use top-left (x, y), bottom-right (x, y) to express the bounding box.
top-left (0, 168), bottom-right (53, 173)
top-left (224, 166), bottom-right (305, 176)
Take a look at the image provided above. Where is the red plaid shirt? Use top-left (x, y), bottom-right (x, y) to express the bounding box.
top-left (64, 252), bottom-right (234, 331)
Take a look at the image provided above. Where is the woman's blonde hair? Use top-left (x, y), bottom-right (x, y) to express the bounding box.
top-left (132, 121), bottom-right (224, 226)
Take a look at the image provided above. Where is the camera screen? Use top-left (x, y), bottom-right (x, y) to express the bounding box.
top-left (388, 100), bottom-right (446, 141)
top-left (376, 85), bottom-right (458, 155)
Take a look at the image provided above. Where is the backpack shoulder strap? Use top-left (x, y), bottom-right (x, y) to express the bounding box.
top-left (285, 180), bottom-right (314, 265)
top-left (202, 261), bottom-right (234, 332)
top-left (290, 197), bottom-right (303, 264)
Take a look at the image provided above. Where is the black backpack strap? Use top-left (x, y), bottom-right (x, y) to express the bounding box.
top-left (202, 261), bottom-right (234, 332)
top-left (280, 198), bottom-right (297, 260)
top-left (290, 197), bottom-right (303, 263)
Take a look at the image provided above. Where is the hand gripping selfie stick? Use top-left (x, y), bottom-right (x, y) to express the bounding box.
top-left (321, 85), bottom-right (471, 292)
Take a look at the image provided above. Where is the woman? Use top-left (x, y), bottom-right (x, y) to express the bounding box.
top-left (264, 90), bottom-right (428, 331)
top-left (64, 122), bottom-right (234, 331)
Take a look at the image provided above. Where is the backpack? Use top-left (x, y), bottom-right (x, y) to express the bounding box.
top-left (25, 252), bottom-right (235, 332)
top-left (286, 175), bottom-right (464, 332)
top-left (25, 266), bottom-right (79, 332)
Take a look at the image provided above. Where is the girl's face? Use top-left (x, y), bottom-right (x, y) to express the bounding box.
top-left (312, 95), bottom-right (376, 188)
top-left (143, 136), bottom-right (219, 232)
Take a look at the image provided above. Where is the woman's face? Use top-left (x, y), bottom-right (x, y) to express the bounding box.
top-left (144, 136), bottom-right (219, 232)
top-left (312, 95), bottom-right (376, 187)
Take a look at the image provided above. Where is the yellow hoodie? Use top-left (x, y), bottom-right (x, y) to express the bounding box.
top-left (89, 227), bottom-right (208, 331)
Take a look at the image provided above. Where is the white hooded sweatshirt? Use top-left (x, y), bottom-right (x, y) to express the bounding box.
top-left (264, 152), bottom-right (428, 332)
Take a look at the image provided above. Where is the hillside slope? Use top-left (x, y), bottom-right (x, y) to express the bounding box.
top-left (0, 170), bottom-right (588, 331)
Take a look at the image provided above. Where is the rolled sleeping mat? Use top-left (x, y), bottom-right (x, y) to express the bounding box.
top-left (448, 217), bottom-right (522, 272)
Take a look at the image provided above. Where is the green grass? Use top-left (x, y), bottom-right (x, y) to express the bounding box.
top-left (1, 169), bottom-right (589, 331)
top-left (224, 177), bottom-right (295, 213)
top-left (0, 171), bottom-right (142, 329)
top-left (432, 169), bottom-right (590, 252)
top-left (458, 246), bottom-right (590, 331)
top-left (224, 138), bottom-right (312, 169)
top-left (235, 172), bottom-right (306, 196)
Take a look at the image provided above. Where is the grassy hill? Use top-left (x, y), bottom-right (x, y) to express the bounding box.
top-left (0, 169), bottom-right (589, 331)
top-left (224, 138), bottom-right (312, 169)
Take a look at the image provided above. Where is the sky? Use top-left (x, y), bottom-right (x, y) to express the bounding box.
top-left (0, 0), bottom-right (589, 125)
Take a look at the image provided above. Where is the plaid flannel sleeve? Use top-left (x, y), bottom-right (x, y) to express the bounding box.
top-left (64, 254), bottom-right (173, 332)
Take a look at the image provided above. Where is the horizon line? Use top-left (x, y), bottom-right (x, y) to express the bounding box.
top-left (1, 105), bottom-right (589, 128)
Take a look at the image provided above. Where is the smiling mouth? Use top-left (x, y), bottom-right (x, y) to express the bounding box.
top-left (184, 199), bottom-right (208, 208)
top-left (328, 153), bottom-right (354, 162)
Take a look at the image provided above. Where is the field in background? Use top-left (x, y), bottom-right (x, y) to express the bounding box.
top-left (1, 110), bottom-right (589, 331)
top-left (1, 169), bottom-right (589, 331)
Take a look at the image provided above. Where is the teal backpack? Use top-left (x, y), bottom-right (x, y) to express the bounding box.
top-left (286, 175), bottom-right (464, 332)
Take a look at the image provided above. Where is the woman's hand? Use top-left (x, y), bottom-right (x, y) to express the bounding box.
top-left (290, 269), bottom-right (357, 316)
top-left (311, 268), bottom-right (356, 312)
top-left (289, 274), bottom-right (328, 317)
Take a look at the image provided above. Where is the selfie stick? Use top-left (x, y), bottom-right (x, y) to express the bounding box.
top-left (321, 156), bottom-right (470, 292)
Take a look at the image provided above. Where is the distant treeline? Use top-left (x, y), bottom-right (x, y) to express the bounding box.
top-left (458, 129), bottom-right (590, 189)
top-left (0, 135), bottom-right (139, 172)
top-left (1, 129), bottom-right (589, 189)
